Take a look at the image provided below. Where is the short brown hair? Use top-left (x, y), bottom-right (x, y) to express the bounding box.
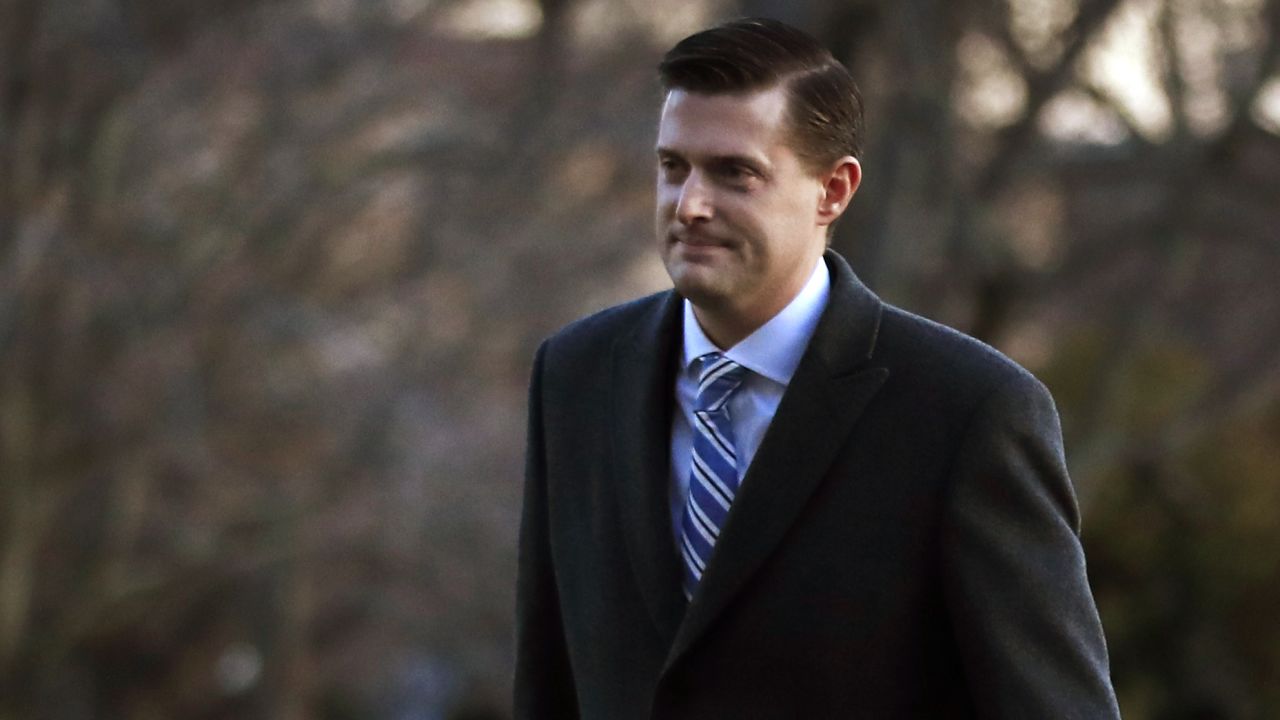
top-left (658, 18), bottom-right (864, 174)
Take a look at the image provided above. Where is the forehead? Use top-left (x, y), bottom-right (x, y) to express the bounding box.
top-left (656, 87), bottom-right (792, 158)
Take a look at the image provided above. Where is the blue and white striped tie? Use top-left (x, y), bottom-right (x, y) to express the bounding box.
top-left (679, 352), bottom-right (750, 600)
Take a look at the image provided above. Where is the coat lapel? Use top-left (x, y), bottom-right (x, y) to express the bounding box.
top-left (664, 251), bottom-right (889, 671)
top-left (611, 291), bottom-right (686, 645)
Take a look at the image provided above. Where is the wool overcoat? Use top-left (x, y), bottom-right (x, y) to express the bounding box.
top-left (514, 251), bottom-right (1121, 719)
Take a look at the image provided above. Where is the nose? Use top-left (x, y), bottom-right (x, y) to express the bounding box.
top-left (675, 171), bottom-right (713, 225)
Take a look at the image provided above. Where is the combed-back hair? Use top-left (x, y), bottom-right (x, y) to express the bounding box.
top-left (658, 18), bottom-right (864, 172)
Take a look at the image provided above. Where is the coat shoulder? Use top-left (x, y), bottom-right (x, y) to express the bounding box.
top-left (541, 290), bottom-right (672, 364)
top-left (875, 303), bottom-right (1047, 407)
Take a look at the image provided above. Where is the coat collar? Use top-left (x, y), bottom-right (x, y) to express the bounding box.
top-left (610, 250), bottom-right (889, 666)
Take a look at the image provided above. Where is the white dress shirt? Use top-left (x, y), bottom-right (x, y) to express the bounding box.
top-left (669, 257), bottom-right (831, 545)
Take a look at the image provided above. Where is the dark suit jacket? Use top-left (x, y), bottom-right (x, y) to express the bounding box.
top-left (515, 251), bottom-right (1121, 719)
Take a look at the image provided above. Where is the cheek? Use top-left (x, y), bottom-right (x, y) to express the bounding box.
top-left (655, 185), bottom-right (678, 214)
top-left (770, 192), bottom-right (818, 237)
top-left (737, 197), bottom-right (788, 240)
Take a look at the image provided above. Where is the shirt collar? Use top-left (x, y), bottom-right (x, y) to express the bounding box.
top-left (682, 257), bottom-right (830, 386)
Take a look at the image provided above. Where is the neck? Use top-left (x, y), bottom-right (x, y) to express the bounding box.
top-left (692, 252), bottom-right (822, 349)
top-left (690, 305), bottom-right (760, 350)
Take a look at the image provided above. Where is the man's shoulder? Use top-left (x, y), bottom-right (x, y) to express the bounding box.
top-left (541, 290), bottom-right (673, 360)
top-left (874, 302), bottom-right (1046, 402)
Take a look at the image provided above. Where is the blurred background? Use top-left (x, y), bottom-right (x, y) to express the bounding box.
top-left (1, 0), bottom-right (1278, 717)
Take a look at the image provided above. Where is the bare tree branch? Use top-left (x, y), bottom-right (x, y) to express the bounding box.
top-left (1069, 27), bottom-right (1280, 503)
top-left (976, 0), bottom-right (1127, 200)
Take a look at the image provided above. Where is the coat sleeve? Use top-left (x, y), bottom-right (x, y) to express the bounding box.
top-left (513, 341), bottom-right (580, 720)
top-left (940, 371), bottom-right (1122, 719)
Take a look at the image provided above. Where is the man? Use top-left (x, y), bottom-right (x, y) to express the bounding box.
top-left (515, 17), bottom-right (1121, 719)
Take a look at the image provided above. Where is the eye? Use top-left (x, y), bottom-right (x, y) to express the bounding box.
top-left (657, 156), bottom-right (687, 180)
top-left (716, 162), bottom-right (759, 187)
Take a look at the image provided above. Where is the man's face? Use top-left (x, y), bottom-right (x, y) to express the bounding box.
top-left (655, 86), bottom-right (829, 325)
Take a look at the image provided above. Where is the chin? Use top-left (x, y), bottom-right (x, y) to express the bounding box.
top-left (667, 264), bottom-right (733, 307)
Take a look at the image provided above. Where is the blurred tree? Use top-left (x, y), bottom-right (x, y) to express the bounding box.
top-left (1, 0), bottom-right (1277, 717)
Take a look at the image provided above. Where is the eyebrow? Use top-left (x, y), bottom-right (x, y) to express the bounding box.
top-left (655, 147), bottom-right (768, 172)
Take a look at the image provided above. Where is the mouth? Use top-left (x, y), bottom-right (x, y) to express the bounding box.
top-left (669, 231), bottom-right (730, 249)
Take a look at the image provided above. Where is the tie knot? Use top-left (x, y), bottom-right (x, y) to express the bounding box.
top-left (694, 353), bottom-right (748, 412)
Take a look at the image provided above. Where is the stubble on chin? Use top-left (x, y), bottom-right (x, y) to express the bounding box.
top-left (664, 258), bottom-right (737, 312)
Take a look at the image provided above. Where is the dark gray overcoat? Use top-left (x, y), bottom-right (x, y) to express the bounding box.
top-left (515, 251), bottom-right (1121, 719)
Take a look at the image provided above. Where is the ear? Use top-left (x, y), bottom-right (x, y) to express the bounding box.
top-left (816, 157), bottom-right (862, 228)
